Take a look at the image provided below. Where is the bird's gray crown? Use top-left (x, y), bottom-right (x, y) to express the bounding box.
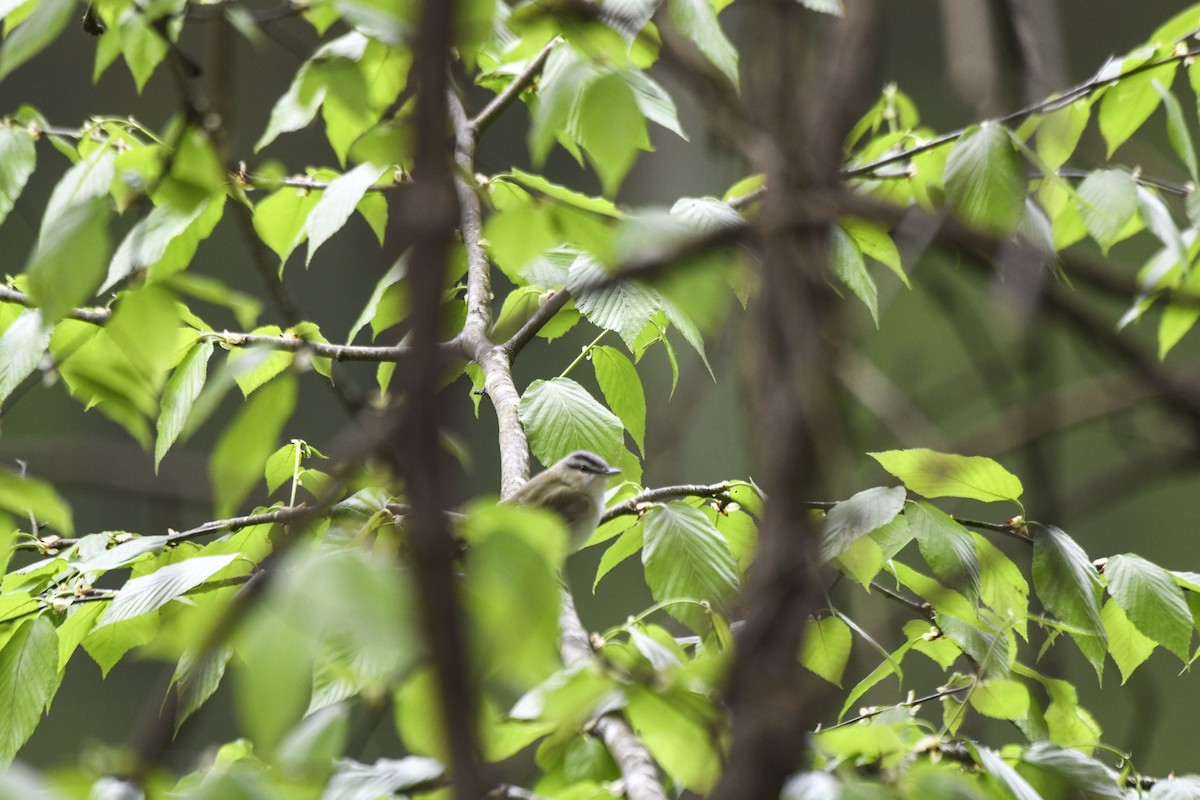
top-left (564, 451), bottom-right (620, 476)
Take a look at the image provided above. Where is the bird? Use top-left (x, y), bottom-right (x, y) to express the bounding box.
top-left (507, 451), bottom-right (621, 551)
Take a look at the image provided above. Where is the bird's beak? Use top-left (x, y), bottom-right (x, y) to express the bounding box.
top-left (605, 465), bottom-right (621, 476)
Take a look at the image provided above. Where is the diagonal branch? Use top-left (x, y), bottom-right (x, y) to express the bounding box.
top-left (468, 38), bottom-right (559, 137)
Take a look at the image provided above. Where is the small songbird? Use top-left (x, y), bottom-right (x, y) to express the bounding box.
top-left (508, 451), bottom-right (621, 550)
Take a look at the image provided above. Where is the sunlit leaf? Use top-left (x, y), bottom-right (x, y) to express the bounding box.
top-left (869, 448), bottom-right (1023, 504)
top-left (799, 615), bottom-right (852, 686)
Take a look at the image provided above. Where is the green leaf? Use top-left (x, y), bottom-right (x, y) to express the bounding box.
top-left (156, 339), bottom-right (214, 470)
top-left (103, 194), bottom-right (208, 292)
top-left (906, 501), bottom-right (980, 603)
top-left (171, 644), bottom-right (233, 732)
top-left (943, 122), bottom-right (1026, 236)
top-left (0, 309), bottom-right (52, 406)
top-left (81, 610), bottom-right (158, 676)
top-left (228, 335), bottom-right (294, 397)
top-left (1149, 777), bottom-right (1200, 800)
top-left (1156, 80), bottom-right (1199, 181)
top-left (841, 217), bottom-right (907, 287)
top-left (97, 554), bottom-right (237, 627)
top-left (1018, 743), bottom-right (1127, 800)
top-left (829, 224), bottom-right (878, 325)
top-left (1104, 553), bottom-right (1192, 661)
top-left (25, 196), bottom-right (111, 323)
top-left (969, 678), bottom-right (1030, 720)
top-left (253, 185), bottom-right (322, 266)
top-left (625, 685), bottom-right (721, 793)
top-left (642, 501), bottom-right (739, 633)
top-left (1076, 169), bottom-right (1139, 253)
top-left (1150, 5), bottom-right (1200, 45)
top-left (593, 521), bottom-right (644, 590)
top-left (256, 61), bottom-right (326, 152)
top-left (591, 345), bottom-right (646, 454)
top-left (104, 285), bottom-right (184, 385)
top-left (621, 66), bottom-right (686, 139)
top-left (569, 260), bottom-right (663, 352)
top-left (0, 617), bottom-right (57, 767)
top-left (577, 73), bottom-right (649, 196)
top-left (820, 486), bottom-right (906, 562)
top-left (0, 0), bottom-right (73, 81)
top-left (1099, 59), bottom-right (1177, 157)
top-left (1100, 598), bottom-right (1155, 684)
top-left (1031, 524), bottom-right (1106, 677)
top-left (1036, 99), bottom-right (1090, 171)
top-left (869, 448), bottom-right (1023, 504)
top-left (323, 756), bottom-right (445, 799)
top-left (519, 377), bottom-right (624, 467)
top-left (305, 162), bottom-right (388, 266)
top-left (1139, 187), bottom-right (1188, 275)
top-left (235, 603), bottom-right (314, 757)
top-left (0, 466), bottom-right (72, 535)
top-left (528, 46), bottom-right (600, 166)
top-left (974, 533), bottom-right (1029, 639)
top-left (0, 127), bottom-right (35, 227)
top-left (505, 168), bottom-right (623, 218)
top-left (667, 0), bottom-right (738, 87)
top-left (799, 615), bottom-right (852, 686)
top-left (43, 145), bottom-right (114, 229)
top-left (973, 745), bottom-right (1043, 800)
top-left (209, 373), bottom-right (298, 517)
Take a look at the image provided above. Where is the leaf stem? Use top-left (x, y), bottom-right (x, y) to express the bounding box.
top-left (559, 330), bottom-right (608, 379)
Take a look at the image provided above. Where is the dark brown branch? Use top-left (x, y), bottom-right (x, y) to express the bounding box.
top-left (390, 1), bottom-right (485, 796)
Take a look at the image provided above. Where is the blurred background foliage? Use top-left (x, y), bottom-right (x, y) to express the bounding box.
top-left (1, 0), bottom-right (1199, 782)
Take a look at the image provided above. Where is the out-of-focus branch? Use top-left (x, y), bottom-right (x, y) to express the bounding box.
top-left (710, 3), bottom-right (878, 797)
top-left (385, 2), bottom-right (485, 797)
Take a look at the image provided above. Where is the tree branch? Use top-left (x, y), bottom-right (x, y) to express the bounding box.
top-left (468, 38), bottom-right (559, 137)
top-left (843, 44), bottom-right (1200, 180)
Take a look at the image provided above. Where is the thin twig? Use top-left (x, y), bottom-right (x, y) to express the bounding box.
top-left (824, 684), bottom-right (971, 730)
top-left (468, 39), bottom-right (559, 137)
top-left (843, 45), bottom-right (1200, 179)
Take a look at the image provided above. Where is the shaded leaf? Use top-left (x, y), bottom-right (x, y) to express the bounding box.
top-left (1031, 524), bottom-right (1106, 677)
top-left (820, 486), bottom-right (906, 561)
top-left (1105, 553), bottom-right (1191, 661)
